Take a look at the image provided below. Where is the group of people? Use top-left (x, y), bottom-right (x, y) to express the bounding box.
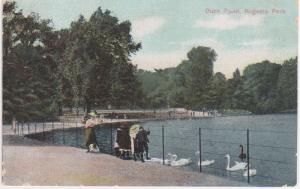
top-left (115, 122), bottom-right (150, 162)
top-left (83, 111), bottom-right (151, 162)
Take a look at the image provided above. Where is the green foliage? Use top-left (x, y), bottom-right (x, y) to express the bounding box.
top-left (137, 53), bottom-right (297, 114)
top-left (3, 1), bottom-right (143, 122)
top-left (184, 47), bottom-right (217, 109)
top-left (241, 61), bottom-right (281, 113)
top-left (224, 69), bottom-right (242, 109)
top-left (206, 72), bottom-right (227, 110)
top-left (276, 57), bottom-right (297, 111)
top-left (3, 1), bottom-right (56, 121)
top-left (62, 8), bottom-right (142, 111)
top-left (3, 1), bottom-right (297, 122)
top-left (137, 46), bottom-right (218, 110)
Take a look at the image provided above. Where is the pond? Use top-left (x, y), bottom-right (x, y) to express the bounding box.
top-left (27, 114), bottom-right (297, 186)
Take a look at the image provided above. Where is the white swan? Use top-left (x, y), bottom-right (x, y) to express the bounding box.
top-left (195, 151), bottom-right (215, 166)
top-left (198, 160), bottom-right (215, 166)
top-left (145, 158), bottom-right (170, 165)
top-left (146, 157), bottom-right (171, 165)
top-left (145, 153), bottom-right (173, 165)
top-left (170, 154), bottom-right (192, 167)
top-left (225, 154), bottom-right (249, 171)
top-left (243, 169), bottom-right (257, 177)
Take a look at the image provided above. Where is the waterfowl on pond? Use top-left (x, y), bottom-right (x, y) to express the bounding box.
top-left (195, 151), bottom-right (215, 166)
top-left (145, 153), bottom-right (173, 165)
top-left (225, 154), bottom-right (249, 171)
top-left (170, 154), bottom-right (192, 166)
top-left (198, 159), bottom-right (215, 166)
top-left (243, 169), bottom-right (257, 177)
top-left (239, 145), bottom-right (247, 162)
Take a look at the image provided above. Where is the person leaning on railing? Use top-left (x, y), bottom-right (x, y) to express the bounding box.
top-left (84, 112), bottom-right (103, 153)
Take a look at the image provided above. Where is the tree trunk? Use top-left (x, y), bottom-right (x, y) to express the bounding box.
top-left (76, 106), bottom-right (79, 116)
top-left (58, 103), bottom-right (63, 116)
top-left (86, 102), bottom-right (91, 113)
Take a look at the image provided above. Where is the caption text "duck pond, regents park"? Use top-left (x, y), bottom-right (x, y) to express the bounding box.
top-left (204, 8), bottom-right (286, 15)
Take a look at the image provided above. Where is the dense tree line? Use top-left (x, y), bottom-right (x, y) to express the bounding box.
top-left (3, 1), bottom-right (297, 122)
top-left (137, 47), bottom-right (297, 114)
top-left (3, 1), bottom-right (144, 122)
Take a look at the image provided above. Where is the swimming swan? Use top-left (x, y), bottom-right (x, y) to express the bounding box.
top-left (195, 151), bottom-right (215, 166)
top-left (170, 154), bottom-right (192, 166)
top-left (146, 153), bottom-right (173, 165)
top-left (198, 160), bottom-right (215, 166)
top-left (239, 145), bottom-right (246, 161)
top-left (225, 154), bottom-right (248, 171)
top-left (243, 169), bottom-right (257, 177)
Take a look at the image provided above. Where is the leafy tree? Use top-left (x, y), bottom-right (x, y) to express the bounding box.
top-left (240, 60), bottom-right (281, 113)
top-left (206, 72), bottom-right (227, 110)
top-left (3, 1), bottom-right (56, 121)
top-left (63, 8), bottom-right (142, 112)
top-left (224, 68), bottom-right (243, 109)
top-left (276, 57), bottom-right (297, 111)
top-left (110, 63), bottom-right (144, 108)
top-left (182, 46), bottom-right (217, 109)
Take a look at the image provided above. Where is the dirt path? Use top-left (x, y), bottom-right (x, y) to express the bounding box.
top-left (2, 135), bottom-right (249, 186)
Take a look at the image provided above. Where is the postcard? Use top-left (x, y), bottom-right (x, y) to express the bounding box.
top-left (1, 0), bottom-right (298, 187)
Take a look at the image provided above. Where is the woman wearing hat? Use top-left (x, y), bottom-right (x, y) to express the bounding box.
top-left (85, 111), bottom-right (103, 152)
top-left (116, 122), bottom-right (131, 159)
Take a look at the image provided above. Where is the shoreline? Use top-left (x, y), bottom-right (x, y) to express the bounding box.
top-left (2, 135), bottom-right (249, 186)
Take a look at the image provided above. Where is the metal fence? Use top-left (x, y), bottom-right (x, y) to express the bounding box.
top-left (143, 125), bottom-right (296, 186)
top-left (14, 119), bottom-right (296, 186)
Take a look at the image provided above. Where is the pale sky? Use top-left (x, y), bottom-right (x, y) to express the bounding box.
top-left (12, 0), bottom-right (298, 78)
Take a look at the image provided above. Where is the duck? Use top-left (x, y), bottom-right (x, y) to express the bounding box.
top-left (243, 169), bottom-right (257, 177)
top-left (225, 154), bottom-right (249, 171)
top-left (239, 145), bottom-right (247, 162)
top-left (195, 151), bottom-right (215, 166)
top-left (170, 154), bottom-right (192, 166)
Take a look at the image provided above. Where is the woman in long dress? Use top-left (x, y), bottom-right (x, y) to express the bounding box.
top-left (116, 122), bottom-right (131, 159)
top-left (85, 112), bottom-right (103, 152)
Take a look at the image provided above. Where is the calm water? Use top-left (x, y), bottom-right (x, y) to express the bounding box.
top-left (28, 114), bottom-right (297, 186)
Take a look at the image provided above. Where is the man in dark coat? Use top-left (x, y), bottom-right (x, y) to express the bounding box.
top-left (135, 126), bottom-right (150, 162)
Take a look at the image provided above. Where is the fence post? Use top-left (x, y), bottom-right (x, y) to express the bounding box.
top-left (21, 122), bottom-right (24, 134)
top-left (17, 122), bottom-right (19, 135)
top-left (199, 127), bottom-right (202, 173)
top-left (27, 123), bottom-right (30, 134)
top-left (247, 129), bottom-right (250, 183)
top-left (162, 125), bottom-right (165, 165)
top-left (43, 120), bottom-right (45, 139)
top-left (75, 121), bottom-right (78, 147)
top-left (34, 122), bottom-right (37, 134)
top-left (110, 126), bottom-right (113, 155)
top-left (52, 120), bottom-right (54, 144)
top-left (62, 121), bottom-right (65, 145)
